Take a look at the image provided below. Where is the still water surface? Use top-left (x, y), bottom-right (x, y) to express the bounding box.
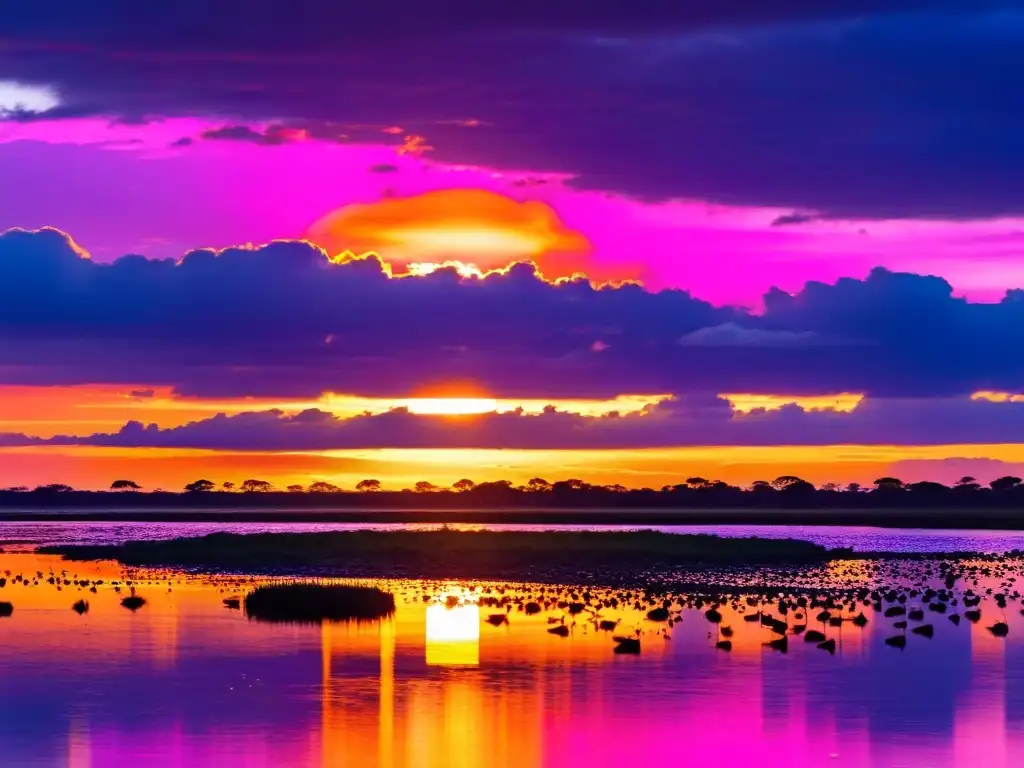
top-left (4, 520), bottom-right (1024, 552)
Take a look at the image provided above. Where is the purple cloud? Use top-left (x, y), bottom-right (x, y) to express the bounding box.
top-left (2, 227), bottom-right (1024, 399)
top-left (10, 395), bottom-right (1024, 450)
top-left (2, 4), bottom-right (1024, 217)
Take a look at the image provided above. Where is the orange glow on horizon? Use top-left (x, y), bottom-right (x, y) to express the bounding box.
top-left (3, 441), bottom-right (1024, 491)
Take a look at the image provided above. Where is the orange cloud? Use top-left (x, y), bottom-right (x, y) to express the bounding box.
top-left (307, 188), bottom-right (635, 282)
top-left (722, 393), bottom-right (864, 413)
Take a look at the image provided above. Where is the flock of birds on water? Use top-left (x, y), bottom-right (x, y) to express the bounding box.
top-left (0, 554), bottom-right (1022, 659)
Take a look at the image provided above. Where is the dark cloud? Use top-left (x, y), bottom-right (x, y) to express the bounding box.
top-left (2, 227), bottom-right (1024, 399)
top-left (12, 395), bottom-right (1024, 450)
top-left (771, 212), bottom-right (818, 227)
top-left (2, 4), bottom-right (1023, 217)
top-left (200, 124), bottom-right (291, 146)
top-left (369, 163), bottom-right (399, 173)
top-left (169, 136), bottom-right (193, 148)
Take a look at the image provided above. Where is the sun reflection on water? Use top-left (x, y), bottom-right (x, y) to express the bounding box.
top-left (425, 603), bottom-right (480, 667)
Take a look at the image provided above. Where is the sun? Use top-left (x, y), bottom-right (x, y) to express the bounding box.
top-left (307, 188), bottom-right (601, 280)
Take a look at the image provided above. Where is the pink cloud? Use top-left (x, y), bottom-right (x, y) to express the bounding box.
top-left (2, 117), bottom-right (1022, 305)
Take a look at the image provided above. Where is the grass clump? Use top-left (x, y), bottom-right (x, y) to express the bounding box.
top-left (244, 583), bottom-right (395, 623)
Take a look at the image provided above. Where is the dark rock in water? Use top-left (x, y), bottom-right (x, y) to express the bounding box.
top-left (548, 624), bottom-right (570, 637)
top-left (852, 612), bottom-right (868, 627)
top-left (816, 611), bottom-right (831, 623)
top-left (121, 595), bottom-right (146, 611)
top-left (766, 636), bottom-right (788, 653)
top-left (704, 608), bottom-right (722, 624)
top-left (817, 639), bottom-right (836, 654)
top-left (72, 599), bottom-right (89, 615)
top-left (949, 613), bottom-right (961, 625)
top-left (988, 622), bottom-right (1009, 637)
top-left (908, 609), bottom-right (925, 622)
top-left (965, 610), bottom-right (982, 623)
top-left (567, 602), bottom-right (585, 615)
top-left (719, 625), bottom-right (734, 637)
top-left (804, 630), bottom-right (827, 643)
top-left (964, 595), bottom-right (981, 608)
top-left (893, 620), bottom-right (908, 629)
top-left (791, 624), bottom-right (807, 635)
top-left (613, 636), bottom-right (640, 654)
top-left (716, 640), bottom-right (732, 652)
top-left (223, 598), bottom-right (241, 610)
top-left (885, 635), bottom-right (907, 649)
top-left (928, 602), bottom-right (946, 613)
top-left (911, 624), bottom-right (934, 638)
top-left (646, 607), bottom-right (670, 622)
top-left (486, 613), bottom-right (509, 627)
top-left (244, 584), bottom-right (394, 623)
top-left (828, 617), bottom-right (843, 627)
top-left (884, 606), bottom-right (906, 617)
top-left (743, 613), bottom-right (761, 622)
top-left (0, 601), bottom-right (12, 617)
top-left (598, 619), bottom-right (619, 631)
top-left (525, 602), bottom-right (541, 615)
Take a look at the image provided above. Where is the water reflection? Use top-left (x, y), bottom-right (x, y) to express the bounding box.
top-left (425, 604), bottom-right (480, 667)
top-left (0, 553), bottom-right (1022, 766)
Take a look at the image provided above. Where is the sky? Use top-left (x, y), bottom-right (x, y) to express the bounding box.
top-left (2, 1), bottom-right (1024, 490)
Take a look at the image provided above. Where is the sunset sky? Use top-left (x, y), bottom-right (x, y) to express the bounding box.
top-left (2, 2), bottom-right (1024, 489)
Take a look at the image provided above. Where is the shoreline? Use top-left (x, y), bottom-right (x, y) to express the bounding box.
top-left (4, 506), bottom-right (1024, 530)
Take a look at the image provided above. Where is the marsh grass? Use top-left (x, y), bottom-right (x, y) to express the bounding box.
top-left (243, 583), bottom-right (395, 623)
top-left (41, 529), bottom-right (843, 578)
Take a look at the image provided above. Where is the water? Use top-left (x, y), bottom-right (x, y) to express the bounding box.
top-left (3, 529), bottom-right (1024, 766)
top-left (4, 520), bottom-right (1024, 552)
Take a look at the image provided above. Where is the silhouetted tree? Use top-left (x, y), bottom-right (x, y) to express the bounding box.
top-left (845, 482), bottom-right (863, 493)
top-left (184, 479), bottom-right (215, 493)
top-left (110, 479), bottom-right (141, 491)
top-left (286, 484), bottom-right (305, 493)
top-left (452, 478), bottom-right (476, 492)
top-left (991, 476), bottom-right (1023, 492)
top-left (222, 481), bottom-right (235, 491)
top-left (527, 478), bottom-right (551, 492)
top-left (414, 481), bottom-right (439, 492)
top-left (954, 475), bottom-right (982, 491)
top-left (355, 479), bottom-right (382, 492)
top-left (34, 483), bottom-right (73, 493)
top-left (686, 477), bottom-right (710, 489)
top-left (873, 477), bottom-right (905, 492)
top-left (309, 481), bottom-right (341, 493)
top-left (771, 475), bottom-right (806, 491)
top-left (750, 480), bottom-right (774, 493)
top-left (820, 483), bottom-right (840, 492)
top-left (241, 479), bottom-right (273, 493)
top-left (907, 481), bottom-right (949, 494)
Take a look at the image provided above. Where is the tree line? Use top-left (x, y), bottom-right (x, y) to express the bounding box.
top-left (5, 473), bottom-right (1024, 506)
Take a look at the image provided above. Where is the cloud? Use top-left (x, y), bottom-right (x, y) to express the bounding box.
top-left (2, 227), bottom-right (1024, 399)
top-left (2, 5), bottom-right (1024, 217)
top-left (369, 163), bottom-right (398, 173)
top-left (16, 394), bottom-right (1024, 451)
top-left (200, 124), bottom-right (310, 146)
top-left (677, 323), bottom-right (822, 348)
top-left (307, 188), bottom-right (616, 280)
top-left (771, 212), bottom-right (818, 227)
